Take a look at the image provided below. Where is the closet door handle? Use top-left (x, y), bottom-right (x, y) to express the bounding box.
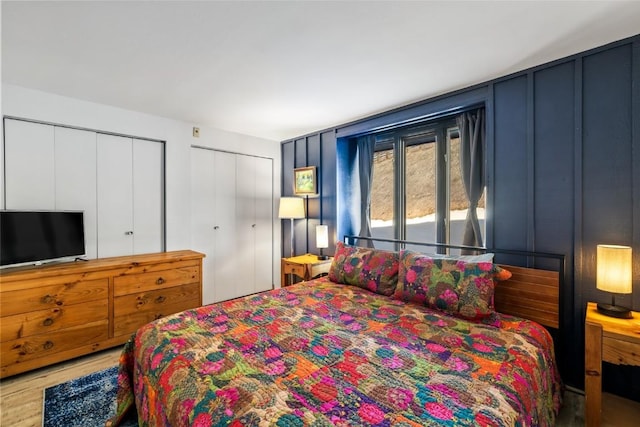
top-left (251, 224), bottom-right (256, 228)
top-left (124, 231), bottom-right (134, 235)
top-left (213, 226), bottom-right (220, 230)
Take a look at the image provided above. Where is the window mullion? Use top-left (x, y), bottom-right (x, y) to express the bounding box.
top-left (394, 136), bottom-right (405, 249)
top-left (435, 127), bottom-right (448, 251)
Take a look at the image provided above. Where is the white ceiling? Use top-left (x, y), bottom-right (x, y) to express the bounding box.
top-left (3, 1), bottom-right (640, 141)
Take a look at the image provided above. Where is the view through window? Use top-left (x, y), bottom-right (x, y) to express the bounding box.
top-left (369, 121), bottom-right (485, 253)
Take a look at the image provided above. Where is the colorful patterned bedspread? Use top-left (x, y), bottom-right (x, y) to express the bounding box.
top-left (112, 278), bottom-right (562, 426)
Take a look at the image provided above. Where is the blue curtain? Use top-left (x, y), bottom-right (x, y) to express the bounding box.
top-left (456, 108), bottom-right (485, 252)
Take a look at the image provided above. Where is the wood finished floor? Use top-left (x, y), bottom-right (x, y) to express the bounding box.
top-left (1, 347), bottom-right (639, 426)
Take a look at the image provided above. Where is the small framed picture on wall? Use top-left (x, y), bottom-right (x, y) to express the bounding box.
top-left (293, 166), bottom-right (317, 195)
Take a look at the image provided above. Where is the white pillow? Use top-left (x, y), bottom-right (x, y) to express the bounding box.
top-left (427, 252), bottom-right (494, 263)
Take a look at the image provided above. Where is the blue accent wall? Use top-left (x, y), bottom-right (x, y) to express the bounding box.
top-left (281, 34), bottom-right (640, 398)
top-left (280, 131), bottom-right (337, 257)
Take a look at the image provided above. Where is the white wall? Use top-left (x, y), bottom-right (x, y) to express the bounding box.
top-left (1, 83), bottom-right (282, 285)
top-left (0, 6), bottom-right (3, 208)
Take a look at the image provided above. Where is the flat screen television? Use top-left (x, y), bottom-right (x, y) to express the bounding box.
top-left (0, 210), bottom-right (86, 268)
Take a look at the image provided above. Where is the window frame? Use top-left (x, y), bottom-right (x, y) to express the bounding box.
top-left (370, 118), bottom-right (463, 252)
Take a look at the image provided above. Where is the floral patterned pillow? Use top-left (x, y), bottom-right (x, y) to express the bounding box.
top-left (328, 241), bottom-right (399, 296)
top-left (394, 250), bottom-right (512, 320)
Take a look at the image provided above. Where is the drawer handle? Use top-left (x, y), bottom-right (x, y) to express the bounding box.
top-left (41, 295), bottom-right (55, 304)
top-left (43, 341), bottom-right (54, 350)
top-left (156, 277), bottom-right (165, 285)
top-left (124, 231), bottom-right (134, 235)
top-left (154, 313), bottom-right (163, 320)
top-left (155, 296), bottom-right (166, 304)
top-left (43, 318), bottom-right (54, 327)
top-left (214, 226), bottom-right (220, 230)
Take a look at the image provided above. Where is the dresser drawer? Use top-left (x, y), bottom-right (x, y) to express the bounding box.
top-left (0, 278), bottom-right (108, 317)
top-left (113, 282), bottom-right (201, 337)
top-left (1, 299), bottom-right (107, 342)
top-left (1, 320), bottom-right (109, 367)
top-left (114, 265), bottom-right (199, 296)
top-left (285, 263), bottom-right (307, 279)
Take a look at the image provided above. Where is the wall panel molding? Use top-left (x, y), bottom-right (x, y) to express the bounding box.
top-left (633, 40), bottom-right (640, 310)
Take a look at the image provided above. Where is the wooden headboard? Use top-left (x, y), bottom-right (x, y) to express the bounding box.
top-left (494, 264), bottom-right (560, 329)
top-left (343, 235), bottom-right (564, 330)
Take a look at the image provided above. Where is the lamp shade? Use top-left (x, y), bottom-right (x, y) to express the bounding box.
top-left (278, 197), bottom-right (305, 219)
top-left (596, 244), bottom-right (632, 294)
top-left (316, 225), bottom-right (329, 249)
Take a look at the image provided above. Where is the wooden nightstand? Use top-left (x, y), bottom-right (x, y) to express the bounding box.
top-left (281, 254), bottom-right (333, 287)
top-left (585, 302), bottom-right (640, 426)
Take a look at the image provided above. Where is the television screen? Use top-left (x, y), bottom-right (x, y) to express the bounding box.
top-left (0, 210), bottom-right (86, 267)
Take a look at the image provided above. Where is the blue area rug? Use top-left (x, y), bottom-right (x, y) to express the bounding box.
top-left (43, 365), bottom-right (137, 427)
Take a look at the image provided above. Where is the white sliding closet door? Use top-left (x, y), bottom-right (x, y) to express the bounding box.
top-left (254, 156), bottom-right (273, 292)
top-left (4, 119), bottom-right (165, 260)
top-left (190, 148), bottom-right (217, 304)
top-left (97, 134), bottom-right (134, 258)
top-left (190, 147), bottom-right (273, 304)
top-left (236, 154), bottom-right (257, 297)
top-left (4, 119), bottom-right (55, 209)
top-left (54, 127), bottom-right (98, 259)
top-left (236, 155), bottom-right (273, 294)
top-left (213, 151), bottom-right (238, 302)
top-left (132, 139), bottom-right (164, 255)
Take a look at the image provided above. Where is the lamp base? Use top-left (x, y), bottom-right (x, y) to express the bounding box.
top-left (596, 302), bottom-right (632, 319)
top-left (317, 255), bottom-right (329, 260)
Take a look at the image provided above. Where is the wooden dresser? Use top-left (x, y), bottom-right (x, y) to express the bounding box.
top-left (0, 250), bottom-right (204, 378)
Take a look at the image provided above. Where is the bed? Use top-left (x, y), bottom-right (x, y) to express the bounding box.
top-left (110, 240), bottom-right (563, 426)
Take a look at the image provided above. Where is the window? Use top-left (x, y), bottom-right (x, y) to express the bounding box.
top-left (369, 119), bottom-right (485, 252)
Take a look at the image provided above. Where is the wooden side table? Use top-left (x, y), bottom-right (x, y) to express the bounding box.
top-left (585, 302), bottom-right (640, 426)
top-left (281, 254), bottom-right (333, 287)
